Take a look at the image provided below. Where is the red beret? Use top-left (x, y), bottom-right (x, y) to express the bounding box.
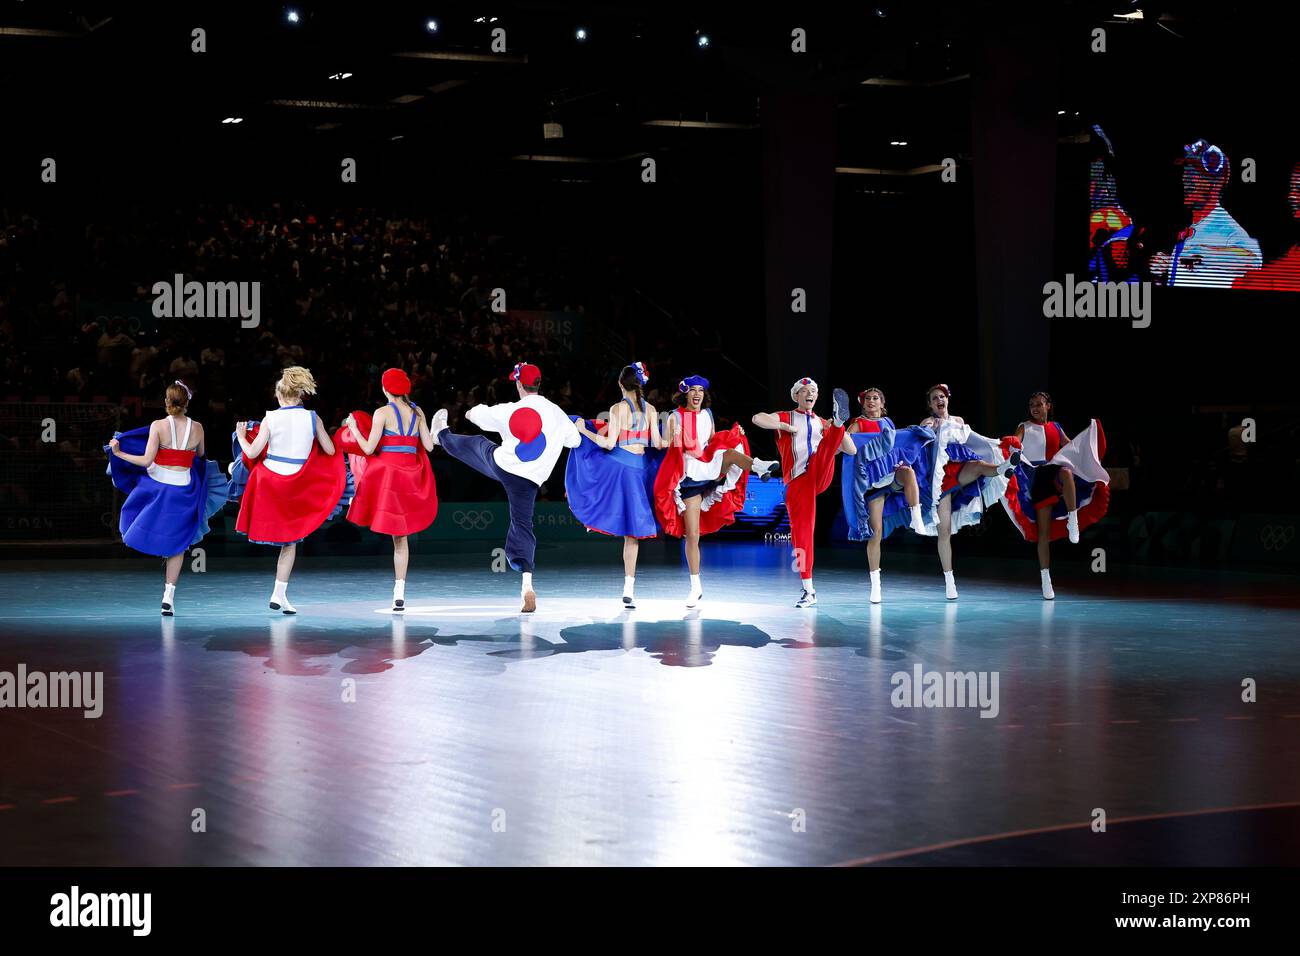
top-left (381, 367), bottom-right (411, 395)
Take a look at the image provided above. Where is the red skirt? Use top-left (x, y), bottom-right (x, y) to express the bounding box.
top-left (653, 425), bottom-right (751, 538)
top-left (235, 441), bottom-right (347, 544)
top-left (346, 436), bottom-right (439, 536)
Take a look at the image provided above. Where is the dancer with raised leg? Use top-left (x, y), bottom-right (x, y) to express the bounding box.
top-left (840, 387), bottom-right (929, 604)
top-left (566, 361), bottom-right (664, 609)
top-left (340, 367), bottom-right (440, 612)
top-left (1002, 391), bottom-right (1111, 599)
top-left (653, 374), bottom-right (781, 608)
top-left (232, 366), bottom-right (347, 614)
top-left (750, 378), bottom-right (856, 607)
top-left (917, 383), bottom-right (1019, 600)
top-left (106, 380), bottom-right (229, 615)
top-left (429, 362), bottom-right (580, 613)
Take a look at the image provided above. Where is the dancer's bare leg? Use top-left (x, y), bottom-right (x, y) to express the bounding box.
top-left (866, 497), bottom-right (884, 572)
top-left (937, 496), bottom-right (954, 573)
top-left (393, 534), bottom-right (409, 580)
top-left (897, 464), bottom-right (919, 505)
top-left (956, 460), bottom-right (1001, 486)
top-left (276, 543), bottom-right (297, 583)
top-left (683, 498), bottom-right (702, 574)
top-left (622, 536), bottom-right (639, 577)
top-left (1036, 508), bottom-right (1053, 569)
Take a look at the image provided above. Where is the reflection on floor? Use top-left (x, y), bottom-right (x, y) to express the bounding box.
top-left (1, 541), bottom-right (1297, 865)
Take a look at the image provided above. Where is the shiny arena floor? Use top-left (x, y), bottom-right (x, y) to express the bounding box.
top-left (1, 540), bottom-right (1298, 866)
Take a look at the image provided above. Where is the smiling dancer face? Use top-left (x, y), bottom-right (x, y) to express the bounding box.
top-left (682, 384), bottom-right (707, 411)
top-left (1028, 391), bottom-right (1053, 424)
top-left (793, 382), bottom-right (818, 413)
top-left (859, 388), bottom-right (886, 420)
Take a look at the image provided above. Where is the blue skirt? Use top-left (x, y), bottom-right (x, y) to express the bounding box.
top-left (106, 426), bottom-right (230, 557)
top-left (564, 425), bottom-right (662, 538)
top-left (841, 425), bottom-right (934, 541)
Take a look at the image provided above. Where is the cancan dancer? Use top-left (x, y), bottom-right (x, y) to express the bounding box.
top-left (566, 361), bottom-right (665, 609)
top-left (341, 367), bottom-right (440, 612)
top-left (916, 383), bottom-right (1019, 600)
top-left (840, 387), bottom-right (929, 603)
top-left (106, 380), bottom-right (229, 615)
top-left (1002, 391), bottom-right (1111, 599)
top-left (750, 378), bottom-right (856, 607)
top-left (231, 366), bottom-right (348, 614)
top-left (653, 374), bottom-right (781, 608)
top-left (429, 362), bottom-right (580, 614)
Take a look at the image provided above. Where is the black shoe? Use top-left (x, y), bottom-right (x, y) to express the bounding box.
top-left (161, 602), bottom-right (173, 617)
top-left (622, 595), bottom-right (636, 609)
top-left (761, 461), bottom-right (782, 482)
top-left (832, 388), bottom-right (850, 427)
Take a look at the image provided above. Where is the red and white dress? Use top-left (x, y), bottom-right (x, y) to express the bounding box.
top-left (1001, 419), bottom-right (1110, 542)
top-left (235, 406), bottom-right (347, 546)
top-left (652, 407), bottom-right (750, 537)
top-left (774, 409), bottom-right (845, 581)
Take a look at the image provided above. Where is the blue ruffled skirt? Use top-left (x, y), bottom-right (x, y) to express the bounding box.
top-left (841, 425), bottom-right (935, 541)
top-left (565, 424), bottom-right (662, 538)
top-left (106, 426), bottom-right (229, 557)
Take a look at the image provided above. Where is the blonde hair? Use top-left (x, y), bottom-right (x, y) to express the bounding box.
top-left (276, 366), bottom-right (318, 400)
top-left (164, 382), bottom-right (190, 417)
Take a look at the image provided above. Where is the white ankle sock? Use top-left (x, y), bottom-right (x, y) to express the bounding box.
top-left (909, 504), bottom-right (924, 531)
top-left (163, 582), bottom-right (176, 599)
top-left (803, 577), bottom-right (814, 594)
top-left (522, 571), bottom-right (534, 594)
top-left (689, 573), bottom-right (701, 591)
top-left (623, 575), bottom-right (635, 598)
top-left (393, 579), bottom-right (405, 600)
top-left (272, 579), bottom-right (288, 601)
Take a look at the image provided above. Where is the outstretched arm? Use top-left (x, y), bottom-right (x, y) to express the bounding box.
top-left (577, 405), bottom-right (619, 451)
top-left (466, 403), bottom-right (505, 434)
top-left (236, 419), bottom-right (270, 460)
top-left (345, 408), bottom-right (385, 456)
top-left (839, 432), bottom-right (857, 455)
top-left (110, 422), bottom-right (161, 467)
top-left (751, 412), bottom-right (793, 433)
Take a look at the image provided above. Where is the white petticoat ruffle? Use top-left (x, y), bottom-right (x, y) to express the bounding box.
top-left (915, 420), bottom-right (1010, 537)
top-left (672, 445), bottom-right (745, 514)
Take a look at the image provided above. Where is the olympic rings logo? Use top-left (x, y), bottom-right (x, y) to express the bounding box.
top-left (452, 509), bottom-right (495, 531)
top-left (1259, 524), bottom-right (1295, 552)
